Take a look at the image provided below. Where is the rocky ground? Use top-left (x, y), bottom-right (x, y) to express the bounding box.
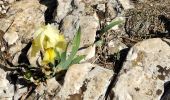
top-left (0, 0), bottom-right (170, 100)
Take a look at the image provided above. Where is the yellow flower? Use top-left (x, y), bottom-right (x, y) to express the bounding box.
top-left (43, 48), bottom-right (56, 64)
top-left (30, 24), bottom-right (67, 64)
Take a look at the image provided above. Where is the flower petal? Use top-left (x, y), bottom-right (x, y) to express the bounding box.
top-left (42, 48), bottom-right (57, 64)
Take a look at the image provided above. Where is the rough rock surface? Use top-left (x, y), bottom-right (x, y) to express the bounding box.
top-left (61, 14), bottom-right (99, 60)
top-left (35, 78), bottom-right (61, 99)
top-left (56, 63), bottom-right (113, 100)
top-left (0, 0), bottom-right (46, 66)
top-left (108, 39), bottom-right (127, 55)
top-left (113, 38), bottom-right (170, 100)
top-left (2, 0), bottom-right (46, 45)
top-left (0, 69), bottom-right (14, 100)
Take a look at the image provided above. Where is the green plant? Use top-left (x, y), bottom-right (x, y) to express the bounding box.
top-left (100, 19), bottom-right (123, 34)
top-left (23, 24), bottom-right (85, 84)
top-left (55, 28), bottom-right (85, 72)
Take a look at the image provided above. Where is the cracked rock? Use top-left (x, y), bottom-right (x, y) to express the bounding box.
top-left (2, 0), bottom-right (46, 45)
top-left (0, 68), bottom-right (14, 100)
top-left (56, 63), bottom-right (113, 100)
top-left (113, 38), bottom-right (170, 100)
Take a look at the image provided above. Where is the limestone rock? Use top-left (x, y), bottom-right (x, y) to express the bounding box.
top-left (56, 63), bottom-right (113, 100)
top-left (61, 15), bottom-right (79, 40)
top-left (105, 0), bottom-right (117, 21)
top-left (55, 0), bottom-right (73, 23)
top-left (13, 84), bottom-right (27, 100)
top-left (36, 78), bottom-right (61, 97)
top-left (2, 0), bottom-right (46, 45)
top-left (77, 15), bottom-right (99, 60)
top-left (0, 68), bottom-right (14, 100)
top-left (113, 38), bottom-right (170, 100)
top-left (61, 14), bottom-right (99, 60)
top-left (0, 0), bottom-right (46, 66)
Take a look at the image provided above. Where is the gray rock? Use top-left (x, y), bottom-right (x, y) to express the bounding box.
top-left (113, 38), bottom-right (170, 100)
top-left (79, 15), bottom-right (99, 44)
top-left (77, 15), bottom-right (99, 60)
top-left (13, 84), bottom-right (27, 100)
top-left (56, 63), bottom-right (113, 100)
top-left (0, 0), bottom-right (46, 67)
top-left (0, 68), bottom-right (14, 100)
top-left (55, 0), bottom-right (73, 23)
top-left (61, 14), bottom-right (99, 60)
top-left (105, 0), bottom-right (117, 21)
top-left (2, 0), bottom-right (46, 45)
top-left (61, 15), bottom-right (79, 40)
top-left (36, 78), bottom-right (61, 98)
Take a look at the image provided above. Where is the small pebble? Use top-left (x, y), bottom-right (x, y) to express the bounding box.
top-left (1, 47), bottom-right (5, 52)
top-left (1, 10), bottom-right (6, 14)
top-left (1, 5), bottom-right (5, 9)
top-left (0, 7), bottom-right (2, 12)
top-left (0, 1), bottom-right (3, 5)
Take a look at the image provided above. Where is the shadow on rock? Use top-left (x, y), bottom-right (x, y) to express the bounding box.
top-left (5, 42), bottom-right (37, 99)
top-left (39, 0), bottom-right (57, 24)
top-left (105, 48), bottom-right (130, 100)
top-left (161, 81), bottom-right (170, 100)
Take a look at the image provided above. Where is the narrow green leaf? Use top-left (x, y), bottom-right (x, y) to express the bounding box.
top-left (71, 55), bottom-right (85, 65)
top-left (60, 51), bottom-right (67, 62)
top-left (56, 28), bottom-right (81, 70)
top-left (60, 43), bottom-right (69, 62)
top-left (100, 20), bottom-right (123, 34)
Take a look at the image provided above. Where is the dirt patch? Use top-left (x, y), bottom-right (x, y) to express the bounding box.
top-left (125, 0), bottom-right (170, 40)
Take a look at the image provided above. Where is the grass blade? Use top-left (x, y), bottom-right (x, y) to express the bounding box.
top-left (71, 55), bottom-right (85, 65)
top-left (100, 20), bottom-right (123, 34)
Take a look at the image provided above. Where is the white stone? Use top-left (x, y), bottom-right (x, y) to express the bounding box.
top-left (62, 14), bottom-right (99, 61)
top-left (36, 78), bottom-right (61, 96)
top-left (0, 7), bottom-right (2, 12)
top-left (113, 38), bottom-right (170, 100)
top-left (46, 78), bottom-right (61, 95)
top-left (56, 63), bottom-right (113, 100)
top-left (2, 0), bottom-right (46, 45)
top-left (1, 10), bottom-right (6, 14)
top-left (3, 31), bottom-right (18, 45)
top-left (0, 68), bottom-right (14, 100)
top-left (0, 1), bottom-right (3, 5)
top-left (1, 0), bottom-right (46, 66)
top-left (97, 4), bottom-right (105, 12)
top-left (55, 0), bottom-right (72, 22)
top-left (8, 0), bottom-right (15, 4)
top-left (78, 15), bottom-right (99, 60)
top-left (61, 15), bottom-right (79, 40)
top-left (1, 46), bottom-right (5, 52)
top-left (12, 51), bottom-right (21, 65)
top-left (27, 47), bottom-right (42, 67)
top-left (13, 84), bottom-right (27, 100)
